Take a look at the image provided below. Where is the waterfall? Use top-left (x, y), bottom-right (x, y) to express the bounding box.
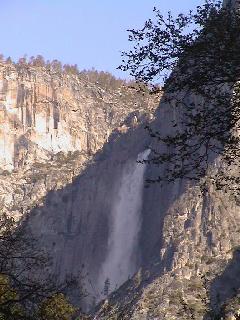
top-left (98, 149), bottom-right (150, 296)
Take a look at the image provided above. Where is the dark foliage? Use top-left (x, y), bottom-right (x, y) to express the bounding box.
top-left (0, 214), bottom-right (81, 319)
top-left (120, 0), bottom-right (240, 199)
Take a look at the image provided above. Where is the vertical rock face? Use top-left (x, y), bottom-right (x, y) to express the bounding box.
top-left (26, 125), bottom-right (154, 309)
top-left (0, 62), bottom-right (158, 170)
top-left (0, 64), bottom-right (79, 169)
top-left (0, 61), bottom-right (160, 308)
top-left (94, 92), bottom-right (240, 319)
top-left (1, 57), bottom-right (240, 319)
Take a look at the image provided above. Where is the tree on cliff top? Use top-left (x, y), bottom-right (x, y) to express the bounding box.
top-left (120, 0), bottom-right (240, 200)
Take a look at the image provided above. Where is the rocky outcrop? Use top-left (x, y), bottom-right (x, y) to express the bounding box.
top-left (1, 59), bottom-right (240, 320)
top-left (0, 62), bottom-right (157, 170)
top-left (0, 61), bottom-right (160, 309)
top-left (93, 92), bottom-right (240, 319)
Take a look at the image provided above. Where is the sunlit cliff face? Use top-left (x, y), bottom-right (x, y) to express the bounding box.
top-left (0, 66), bottom-right (82, 170)
top-left (0, 63), bottom-right (158, 172)
top-left (0, 60), bottom-right (160, 309)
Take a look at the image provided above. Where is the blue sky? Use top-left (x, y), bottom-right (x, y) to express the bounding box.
top-left (0, 0), bottom-right (205, 78)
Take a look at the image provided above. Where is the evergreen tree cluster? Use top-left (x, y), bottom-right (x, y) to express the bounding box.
top-left (0, 54), bottom-right (128, 90)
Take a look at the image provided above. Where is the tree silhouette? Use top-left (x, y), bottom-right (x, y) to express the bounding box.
top-left (0, 214), bottom-right (81, 319)
top-left (120, 0), bottom-right (240, 199)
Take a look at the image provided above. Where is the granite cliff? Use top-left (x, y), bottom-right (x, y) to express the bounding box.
top-left (95, 93), bottom-right (240, 319)
top-left (0, 60), bottom-right (160, 308)
top-left (0, 55), bottom-right (240, 320)
top-left (0, 62), bottom-right (157, 170)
